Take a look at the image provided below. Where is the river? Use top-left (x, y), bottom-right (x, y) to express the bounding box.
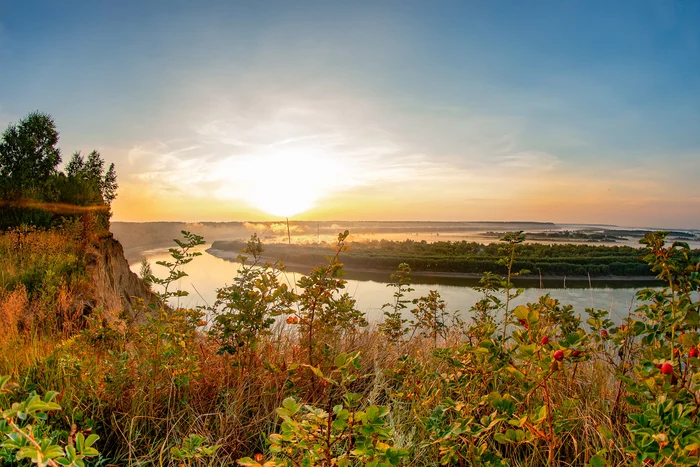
top-left (131, 245), bottom-right (653, 324)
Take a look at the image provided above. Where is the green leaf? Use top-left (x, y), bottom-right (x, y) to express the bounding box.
top-left (588, 454), bottom-right (607, 467)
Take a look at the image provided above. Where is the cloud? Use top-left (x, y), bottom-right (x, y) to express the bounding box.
top-left (497, 151), bottom-right (560, 171)
top-left (124, 95), bottom-right (477, 214)
top-left (115, 89), bottom-right (700, 225)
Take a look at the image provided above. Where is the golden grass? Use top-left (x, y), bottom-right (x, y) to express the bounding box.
top-left (0, 285), bottom-right (26, 346)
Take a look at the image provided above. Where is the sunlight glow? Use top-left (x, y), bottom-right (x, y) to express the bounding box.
top-left (218, 148), bottom-right (347, 218)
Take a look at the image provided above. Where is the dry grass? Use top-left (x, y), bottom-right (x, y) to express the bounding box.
top-left (0, 227), bottom-right (668, 466)
top-left (0, 304), bottom-right (639, 467)
top-left (0, 285), bottom-right (27, 346)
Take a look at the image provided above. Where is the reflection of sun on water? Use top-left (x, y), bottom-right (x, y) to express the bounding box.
top-left (235, 149), bottom-right (344, 218)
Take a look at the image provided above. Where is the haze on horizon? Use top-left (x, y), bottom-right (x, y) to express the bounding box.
top-left (1, 1), bottom-right (699, 228)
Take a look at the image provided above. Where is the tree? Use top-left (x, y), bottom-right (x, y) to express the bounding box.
top-left (0, 110), bottom-right (119, 230)
top-left (61, 150), bottom-right (118, 206)
top-left (102, 162), bottom-right (118, 205)
top-left (65, 151), bottom-right (86, 178)
top-left (379, 263), bottom-right (413, 343)
top-left (209, 234), bottom-right (295, 360)
top-left (0, 111), bottom-right (61, 198)
top-left (295, 231), bottom-right (367, 366)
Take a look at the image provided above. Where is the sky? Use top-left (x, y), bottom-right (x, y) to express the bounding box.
top-left (1, 0), bottom-right (699, 228)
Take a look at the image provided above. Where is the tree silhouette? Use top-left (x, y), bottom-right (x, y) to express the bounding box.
top-left (0, 111), bottom-right (61, 199)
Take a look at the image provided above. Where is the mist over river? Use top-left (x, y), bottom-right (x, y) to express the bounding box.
top-left (132, 245), bottom-right (646, 324)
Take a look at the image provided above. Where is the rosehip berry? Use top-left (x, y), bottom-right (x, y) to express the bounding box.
top-left (600, 330), bottom-right (608, 338)
top-left (660, 363), bottom-right (673, 375)
top-left (553, 350), bottom-right (565, 361)
top-left (689, 348), bottom-right (699, 358)
top-left (572, 350), bottom-right (583, 357)
top-left (673, 347), bottom-right (680, 357)
top-left (541, 336), bottom-right (549, 345)
top-left (286, 315), bottom-right (299, 324)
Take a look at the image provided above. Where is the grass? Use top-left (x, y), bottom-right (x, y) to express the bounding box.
top-left (0, 227), bottom-right (698, 466)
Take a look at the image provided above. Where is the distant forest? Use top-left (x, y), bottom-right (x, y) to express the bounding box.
top-left (211, 238), bottom-right (692, 278)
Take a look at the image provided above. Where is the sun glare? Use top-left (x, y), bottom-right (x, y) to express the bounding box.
top-left (227, 148), bottom-right (344, 218)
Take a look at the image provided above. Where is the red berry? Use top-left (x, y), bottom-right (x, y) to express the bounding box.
top-left (600, 330), bottom-right (608, 338)
top-left (286, 315), bottom-right (299, 324)
top-left (553, 350), bottom-right (565, 361)
top-left (689, 348), bottom-right (699, 358)
top-left (541, 336), bottom-right (549, 345)
top-left (660, 363), bottom-right (673, 375)
top-left (673, 348), bottom-right (680, 357)
top-left (572, 350), bottom-right (583, 357)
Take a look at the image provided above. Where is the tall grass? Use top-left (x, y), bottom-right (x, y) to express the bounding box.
top-left (0, 228), bottom-right (698, 466)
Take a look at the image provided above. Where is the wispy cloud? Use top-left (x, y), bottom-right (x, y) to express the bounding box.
top-left (125, 95), bottom-right (482, 215)
top-left (497, 151), bottom-right (560, 171)
top-left (114, 88), bottom-right (700, 225)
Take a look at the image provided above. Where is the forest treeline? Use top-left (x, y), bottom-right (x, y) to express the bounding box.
top-left (211, 238), bottom-right (671, 277)
top-left (0, 111), bottom-right (117, 229)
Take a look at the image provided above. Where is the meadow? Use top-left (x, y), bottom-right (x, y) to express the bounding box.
top-left (1, 224), bottom-right (699, 467)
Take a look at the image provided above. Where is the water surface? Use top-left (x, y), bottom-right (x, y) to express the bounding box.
top-left (132, 245), bottom-right (647, 324)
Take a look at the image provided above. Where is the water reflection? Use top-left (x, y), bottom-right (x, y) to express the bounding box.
top-left (132, 245), bottom-right (645, 323)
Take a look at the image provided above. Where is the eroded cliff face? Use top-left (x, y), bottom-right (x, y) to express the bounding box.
top-left (84, 233), bottom-right (154, 321)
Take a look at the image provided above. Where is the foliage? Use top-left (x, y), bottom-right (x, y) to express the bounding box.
top-left (378, 263), bottom-right (413, 343)
top-left (620, 232), bottom-right (700, 466)
top-left (143, 230), bottom-right (206, 305)
top-left (60, 151), bottom-right (118, 207)
top-left (209, 234), bottom-right (295, 356)
top-left (0, 111), bottom-right (118, 231)
top-left (211, 236), bottom-right (659, 278)
top-left (295, 231), bottom-right (368, 366)
top-left (0, 375), bottom-right (100, 467)
top-left (408, 290), bottom-right (450, 345)
top-left (134, 230), bottom-right (207, 387)
top-left (239, 352), bottom-right (408, 467)
top-left (497, 231), bottom-right (530, 339)
top-left (0, 111), bottom-right (61, 199)
top-left (3, 228), bottom-right (700, 466)
top-left (170, 434), bottom-right (221, 466)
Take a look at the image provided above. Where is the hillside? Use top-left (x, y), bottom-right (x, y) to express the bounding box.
top-left (0, 223), bottom-right (153, 334)
top-left (1, 226), bottom-right (700, 466)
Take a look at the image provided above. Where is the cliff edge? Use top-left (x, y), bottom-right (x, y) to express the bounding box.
top-left (84, 233), bottom-right (154, 321)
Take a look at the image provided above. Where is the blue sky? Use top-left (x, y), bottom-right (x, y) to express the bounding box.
top-left (1, 1), bottom-right (699, 227)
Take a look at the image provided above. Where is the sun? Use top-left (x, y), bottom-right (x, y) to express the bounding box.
top-left (231, 148), bottom-right (343, 218)
top-left (252, 184), bottom-right (316, 218)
